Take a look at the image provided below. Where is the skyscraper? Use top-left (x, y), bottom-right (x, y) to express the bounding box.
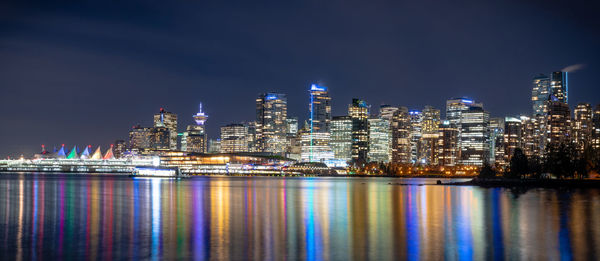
top-left (419, 106), bottom-right (441, 165)
top-left (220, 124), bottom-right (249, 153)
top-left (129, 125), bottom-right (170, 151)
top-left (330, 116), bottom-right (353, 164)
top-left (489, 117), bottom-right (505, 166)
top-left (379, 105), bottom-right (399, 121)
top-left (573, 103), bottom-right (593, 153)
top-left (409, 110), bottom-right (422, 163)
top-left (550, 71), bottom-right (568, 104)
top-left (532, 74), bottom-right (550, 116)
top-left (592, 104), bottom-right (600, 150)
top-left (437, 121), bottom-right (458, 166)
top-left (459, 106), bottom-right (490, 166)
top-left (503, 117), bottom-right (522, 163)
top-left (391, 107), bottom-right (411, 164)
top-left (256, 93), bottom-right (288, 155)
top-left (546, 100), bottom-right (571, 148)
top-left (368, 117), bottom-right (391, 163)
top-left (520, 115), bottom-right (540, 158)
top-left (309, 84), bottom-right (332, 133)
top-left (153, 108), bottom-right (178, 150)
top-left (349, 99), bottom-right (369, 165)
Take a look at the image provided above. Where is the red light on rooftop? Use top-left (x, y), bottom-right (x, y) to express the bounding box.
top-left (61, 144), bottom-right (65, 147)
top-left (88, 145), bottom-right (92, 148)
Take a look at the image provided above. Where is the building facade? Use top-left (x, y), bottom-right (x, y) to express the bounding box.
top-left (256, 93), bottom-right (288, 155)
top-left (391, 107), bottom-right (411, 164)
top-left (573, 103), bottom-right (593, 153)
top-left (220, 124), bottom-right (249, 153)
top-left (368, 117), bottom-right (391, 163)
top-left (349, 99), bottom-right (370, 165)
top-left (153, 108), bottom-right (178, 150)
top-left (330, 116), bottom-right (353, 164)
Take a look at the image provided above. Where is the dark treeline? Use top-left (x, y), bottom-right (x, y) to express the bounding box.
top-left (480, 144), bottom-right (600, 179)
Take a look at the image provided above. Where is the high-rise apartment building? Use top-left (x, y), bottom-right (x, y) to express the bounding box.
top-left (391, 107), bottom-right (411, 164)
top-left (409, 110), bottom-right (422, 163)
top-left (437, 121), bottom-right (458, 166)
top-left (592, 105), bottom-right (600, 149)
top-left (419, 106), bottom-right (441, 165)
top-left (220, 124), bottom-right (249, 153)
top-left (520, 116), bottom-right (540, 158)
top-left (129, 125), bottom-right (170, 151)
top-left (379, 105), bottom-right (399, 121)
top-left (489, 117), bottom-right (505, 166)
top-left (503, 117), bottom-right (522, 163)
top-left (550, 71), bottom-right (568, 104)
top-left (349, 99), bottom-right (369, 165)
top-left (546, 101), bottom-right (571, 148)
top-left (256, 93), bottom-right (288, 155)
top-left (573, 103), bottom-right (593, 153)
top-left (154, 108), bottom-right (178, 150)
top-left (532, 74), bottom-right (550, 116)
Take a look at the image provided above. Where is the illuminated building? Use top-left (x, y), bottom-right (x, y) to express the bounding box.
top-left (379, 105), bottom-right (399, 121)
top-left (309, 84), bottom-right (332, 133)
top-left (503, 117), bottom-right (522, 163)
top-left (592, 104), bottom-right (600, 149)
top-left (153, 108), bottom-right (178, 150)
top-left (489, 118), bottom-right (504, 166)
top-left (285, 118), bottom-right (301, 160)
top-left (220, 124), bottom-right (249, 153)
top-left (409, 110), bottom-right (422, 163)
top-left (245, 121), bottom-right (260, 152)
top-left (573, 103), bottom-right (593, 153)
top-left (391, 107), bottom-right (411, 164)
top-left (256, 93), bottom-right (288, 155)
top-left (459, 106), bottom-right (489, 166)
top-left (330, 116), bottom-right (353, 164)
top-left (286, 117), bottom-right (298, 136)
top-left (546, 101), bottom-right (571, 148)
top-left (419, 106), bottom-right (440, 165)
top-left (532, 74), bottom-right (550, 116)
top-left (207, 139), bottom-right (221, 153)
top-left (182, 103), bottom-right (208, 153)
top-left (368, 117), bottom-right (391, 163)
top-left (113, 140), bottom-right (126, 158)
top-left (129, 125), bottom-right (170, 151)
top-left (437, 121), bottom-right (458, 166)
top-left (519, 116), bottom-right (541, 158)
top-left (550, 71), bottom-right (568, 104)
top-left (349, 99), bottom-right (370, 165)
top-left (300, 132), bottom-right (334, 163)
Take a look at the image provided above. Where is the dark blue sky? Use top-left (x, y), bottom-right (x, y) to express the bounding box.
top-left (1, 0), bottom-right (599, 158)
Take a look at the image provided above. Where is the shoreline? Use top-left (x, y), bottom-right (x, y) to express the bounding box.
top-left (444, 178), bottom-right (600, 188)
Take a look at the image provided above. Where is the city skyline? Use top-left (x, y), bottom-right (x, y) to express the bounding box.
top-left (1, 1), bottom-right (600, 158)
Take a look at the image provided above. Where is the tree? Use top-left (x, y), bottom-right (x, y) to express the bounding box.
top-left (479, 162), bottom-right (496, 179)
top-left (507, 148), bottom-right (528, 179)
top-left (528, 155), bottom-right (543, 179)
top-left (545, 143), bottom-right (576, 179)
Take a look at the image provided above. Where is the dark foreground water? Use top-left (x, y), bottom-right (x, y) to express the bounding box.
top-left (0, 174), bottom-right (599, 260)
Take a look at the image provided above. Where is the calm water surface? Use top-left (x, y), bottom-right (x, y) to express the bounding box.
top-left (0, 174), bottom-right (599, 260)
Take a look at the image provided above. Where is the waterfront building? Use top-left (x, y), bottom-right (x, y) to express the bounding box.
top-left (419, 106), bottom-right (441, 165)
top-left (459, 106), bottom-right (490, 166)
top-left (348, 99), bottom-right (370, 165)
top-left (300, 132), bottom-right (334, 163)
top-left (286, 118), bottom-right (299, 136)
top-left (573, 103), bottom-right (593, 153)
top-left (503, 117), bottom-right (522, 164)
top-left (153, 108), bottom-right (178, 150)
top-left (207, 139), bottom-right (221, 153)
top-left (113, 140), bottom-right (126, 158)
top-left (220, 124), bottom-right (249, 153)
top-left (245, 121), bottom-right (260, 152)
top-left (489, 117), bottom-right (505, 167)
top-left (550, 71), bottom-right (568, 104)
top-left (391, 107), bottom-right (411, 164)
top-left (532, 74), bottom-right (551, 116)
top-left (546, 101), bottom-right (571, 148)
top-left (379, 105), bottom-right (399, 121)
top-left (129, 125), bottom-right (170, 151)
top-left (330, 116), bottom-right (353, 164)
top-left (409, 110), bottom-right (422, 164)
top-left (368, 117), bottom-right (391, 163)
top-left (437, 121), bottom-right (458, 166)
top-left (309, 84), bottom-right (332, 133)
top-left (256, 93), bottom-right (288, 155)
top-left (182, 103), bottom-right (208, 153)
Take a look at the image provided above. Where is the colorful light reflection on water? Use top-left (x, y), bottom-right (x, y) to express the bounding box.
top-left (1, 175), bottom-right (600, 260)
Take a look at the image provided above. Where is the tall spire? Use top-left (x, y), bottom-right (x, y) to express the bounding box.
top-left (193, 102), bottom-right (208, 125)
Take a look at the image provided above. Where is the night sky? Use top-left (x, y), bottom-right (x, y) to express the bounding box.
top-left (1, 0), bottom-right (599, 158)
